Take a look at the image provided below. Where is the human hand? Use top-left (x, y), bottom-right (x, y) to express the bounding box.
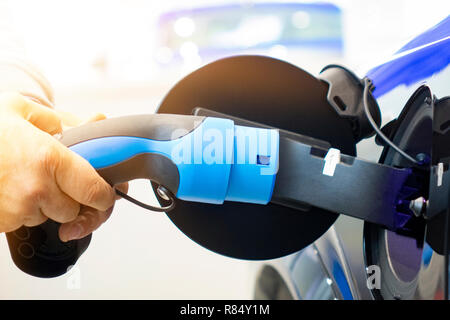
top-left (0, 92), bottom-right (123, 242)
top-left (54, 109), bottom-right (129, 242)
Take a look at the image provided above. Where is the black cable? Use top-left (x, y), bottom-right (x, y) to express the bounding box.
top-left (115, 188), bottom-right (176, 212)
top-left (362, 77), bottom-right (421, 165)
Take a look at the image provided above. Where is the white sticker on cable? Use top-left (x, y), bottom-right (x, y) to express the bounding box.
top-left (323, 148), bottom-right (341, 177)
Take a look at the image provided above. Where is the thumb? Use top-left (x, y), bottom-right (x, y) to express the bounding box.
top-left (82, 113), bottom-right (107, 124)
top-left (55, 111), bottom-right (106, 130)
top-left (24, 100), bottom-right (63, 135)
top-left (1, 92), bottom-right (62, 135)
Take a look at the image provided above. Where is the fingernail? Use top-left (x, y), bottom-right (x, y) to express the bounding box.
top-left (65, 224), bottom-right (83, 241)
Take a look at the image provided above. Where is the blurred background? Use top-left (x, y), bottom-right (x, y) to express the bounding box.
top-left (0, 0), bottom-right (448, 299)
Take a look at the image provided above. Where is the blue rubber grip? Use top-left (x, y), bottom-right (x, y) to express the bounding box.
top-left (68, 117), bottom-right (279, 205)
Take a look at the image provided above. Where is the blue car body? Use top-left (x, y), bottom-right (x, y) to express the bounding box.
top-left (253, 15), bottom-right (450, 300)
